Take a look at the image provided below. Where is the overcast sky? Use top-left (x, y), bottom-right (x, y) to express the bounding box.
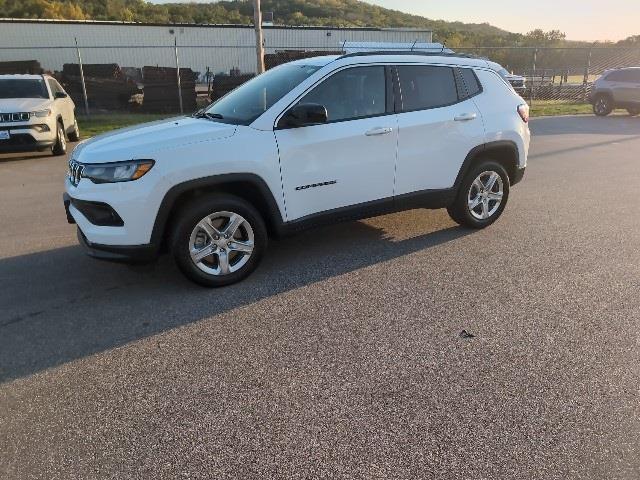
top-left (148, 0), bottom-right (637, 42)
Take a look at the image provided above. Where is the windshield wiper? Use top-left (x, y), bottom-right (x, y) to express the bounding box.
top-left (194, 111), bottom-right (224, 121)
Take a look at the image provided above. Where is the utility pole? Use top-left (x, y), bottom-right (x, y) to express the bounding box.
top-left (253, 0), bottom-right (265, 74)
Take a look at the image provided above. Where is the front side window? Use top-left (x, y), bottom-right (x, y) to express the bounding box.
top-left (47, 79), bottom-right (62, 97)
top-left (397, 65), bottom-right (459, 112)
top-left (0, 79), bottom-right (48, 99)
top-left (205, 64), bottom-right (322, 126)
top-left (297, 66), bottom-right (386, 123)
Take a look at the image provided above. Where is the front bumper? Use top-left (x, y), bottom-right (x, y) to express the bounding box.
top-left (0, 136), bottom-right (54, 153)
top-left (64, 192), bottom-right (160, 264)
top-left (0, 120), bottom-right (57, 152)
top-left (76, 228), bottom-right (158, 264)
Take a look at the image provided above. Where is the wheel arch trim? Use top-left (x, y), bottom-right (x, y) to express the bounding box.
top-left (150, 173), bottom-right (284, 246)
top-left (454, 140), bottom-right (521, 188)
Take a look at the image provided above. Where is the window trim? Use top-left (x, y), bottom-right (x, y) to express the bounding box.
top-left (393, 64), bottom-right (481, 115)
top-left (456, 67), bottom-right (484, 100)
top-left (274, 63), bottom-right (395, 130)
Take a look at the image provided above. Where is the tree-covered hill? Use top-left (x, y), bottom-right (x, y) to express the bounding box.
top-left (0, 0), bottom-right (635, 46)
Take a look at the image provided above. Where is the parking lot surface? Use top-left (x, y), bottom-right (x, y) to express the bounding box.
top-left (1, 115), bottom-right (640, 479)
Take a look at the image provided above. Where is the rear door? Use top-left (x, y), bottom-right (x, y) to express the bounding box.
top-left (275, 65), bottom-right (397, 221)
top-left (393, 64), bottom-right (485, 194)
top-left (607, 70), bottom-right (638, 104)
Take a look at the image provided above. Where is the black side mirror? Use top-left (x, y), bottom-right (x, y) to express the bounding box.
top-left (279, 103), bottom-right (328, 128)
top-left (55, 91), bottom-right (68, 99)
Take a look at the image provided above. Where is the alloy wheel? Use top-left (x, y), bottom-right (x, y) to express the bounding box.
top-left (467, 171), bottom-right (504, 220)
top-left (188, 211), bottom-right (255, 276)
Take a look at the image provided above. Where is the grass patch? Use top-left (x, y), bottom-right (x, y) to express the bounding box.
top-left (529, 100), bottom-right (593, 117)
top-left (77, 113), bottom-right (172, 139)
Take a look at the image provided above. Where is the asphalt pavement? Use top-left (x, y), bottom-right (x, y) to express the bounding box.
top-left (1, 115), bottom-right (640, 479)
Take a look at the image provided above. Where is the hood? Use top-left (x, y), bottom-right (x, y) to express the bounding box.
top-left (74, 116), bottom-right (237, 164)
top-left (0, 98), bottom-right (52, 113)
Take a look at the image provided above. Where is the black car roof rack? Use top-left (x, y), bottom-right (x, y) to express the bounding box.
top-left (339, 51), bottom-right (484, 60)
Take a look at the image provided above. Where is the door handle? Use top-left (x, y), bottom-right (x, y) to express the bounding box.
top-left (365, 127), bottom-right (393, 136)
top-left (454, 113), bottom-right (477, 122)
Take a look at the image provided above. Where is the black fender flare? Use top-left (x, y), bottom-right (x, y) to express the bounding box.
top-left (149, 173), bottom-right (284, 246)
top-left (453, 140), bottom-right (520, 189)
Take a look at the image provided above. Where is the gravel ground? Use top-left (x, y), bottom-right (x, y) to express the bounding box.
top-left (1, 115), bottom-right (640, 479)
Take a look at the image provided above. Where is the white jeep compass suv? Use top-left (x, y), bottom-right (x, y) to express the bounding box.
top-left (64, 52), bottom-right (530, 287)
top-left (0, 74), bottom-right (79, 155)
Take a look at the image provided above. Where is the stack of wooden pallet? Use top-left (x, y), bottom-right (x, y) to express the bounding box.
top-left (264, 50), bottom-right (342, 70)
top-left (60, 63), bottom-right (141, 111)
top-left (141, 66), bottom-right (198, 113)
top-left (210, 73), bottom-right (254, 101)
top-left (0, 60), bottom-right (43, 74)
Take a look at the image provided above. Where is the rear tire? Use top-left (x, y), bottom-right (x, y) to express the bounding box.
top-left (627, 108), bottom-right (640, 117)
top-left (51, 121), bottom-right (67, 156)
top-left (593, 94), bottom-right (613, 117)
top-left (68, 118), bottom-right (80, 141)
top-left (447, 161), bottom-right (510, 229)
top-left (171, 194), bottom-right (267, 287)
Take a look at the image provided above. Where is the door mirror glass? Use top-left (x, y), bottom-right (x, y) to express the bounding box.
top-left (55, 91), bottom-right (68, 99)
top-left (279, 103), bottom-right (328, 128)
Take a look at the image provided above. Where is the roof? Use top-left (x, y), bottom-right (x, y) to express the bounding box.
top-left (0, 18), bottom-right (431, 32)
top-left (286, 52), bottom-right (491, 69)
top-left (0, 74), bottom-right (45, 80)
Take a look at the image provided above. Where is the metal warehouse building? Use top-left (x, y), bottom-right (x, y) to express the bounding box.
top-left (0, 19), bottom-right (432, 75)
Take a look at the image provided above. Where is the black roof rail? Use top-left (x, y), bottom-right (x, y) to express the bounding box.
top-left (338, 50), bottom-right (484, 60)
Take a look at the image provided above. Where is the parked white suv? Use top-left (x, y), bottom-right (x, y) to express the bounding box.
top-left (0, 74), bottom-right (79, 155)
top-left (64, 52), bottom-right (530, 287)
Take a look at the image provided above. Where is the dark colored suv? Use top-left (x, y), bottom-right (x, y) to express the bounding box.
top-left (591, 67), bottom-right (640, 116)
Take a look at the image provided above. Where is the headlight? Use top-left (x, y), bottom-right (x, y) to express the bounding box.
top-left (82, 159), bottom-right (155, 184)
top-left (31, 109), bottom-right (51, 118)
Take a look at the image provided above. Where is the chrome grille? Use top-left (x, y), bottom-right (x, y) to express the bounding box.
top-left (0, 112), bottom-right (30, 123)
top-left (68, 159), bottom-right (84, 186)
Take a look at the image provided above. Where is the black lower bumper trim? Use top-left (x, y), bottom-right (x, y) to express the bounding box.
top-left (0, 139), bottom-right (54, 153)
top-left (77, 228), bottom-right (158, 264)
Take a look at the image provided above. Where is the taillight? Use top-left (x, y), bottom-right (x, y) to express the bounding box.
top-left (517, 103), bottom-right (529, 123)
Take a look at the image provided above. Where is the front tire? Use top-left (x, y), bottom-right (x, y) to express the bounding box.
top-left (68, 118), bottom-right (80, 141)
top-left (51, 121), bottom-right (67, 156)
top-left (627, 108), bottom-right (640, 117)
top-left (171, 194), bottom-right (267, 287)
top-left (447, 161), bottom-right (510, 229)
top-left (593, 95), bottom-right (613, 117)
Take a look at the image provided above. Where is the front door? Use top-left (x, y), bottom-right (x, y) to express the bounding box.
top-left (275, 65), bottom-right (397, 221)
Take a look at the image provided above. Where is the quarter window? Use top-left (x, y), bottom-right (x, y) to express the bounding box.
top-left (459, 68), bottom-right (482, 97)
top-left (297, 66), bottom-right (386, 123)
top-left (397, 65), bottom-right (459, 112)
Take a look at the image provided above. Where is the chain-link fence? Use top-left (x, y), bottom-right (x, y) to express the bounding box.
top-left (2, 40), bottom-right (640, 116)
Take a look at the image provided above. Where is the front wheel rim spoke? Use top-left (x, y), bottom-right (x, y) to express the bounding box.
top-left (191, 245), bottom-right (215, 263)
top-left (481, 199), bottom-right (490, 219)
top-left (229, 240), bottom-right (253, 254)
top-left (217, 250), bottom-right (230, 274)
top-left (225, 214), bottom-right (243, 237)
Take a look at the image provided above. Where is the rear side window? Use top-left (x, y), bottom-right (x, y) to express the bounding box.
top-left (605, 70), bottom-right (640, 83)
top-left (397, 65), bottom-right (459, 112)
top-left (458, 68), bottom-right (482, 97)
top-left (299, 66), bottom-right (386, 123)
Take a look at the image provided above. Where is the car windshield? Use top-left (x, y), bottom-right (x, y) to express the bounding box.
top-left (0, 79), bottom-right (49, 99)
top-left (204, 64), bottom-right (322, 125)
top-left (497, 68), bottom-right (510, 78)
